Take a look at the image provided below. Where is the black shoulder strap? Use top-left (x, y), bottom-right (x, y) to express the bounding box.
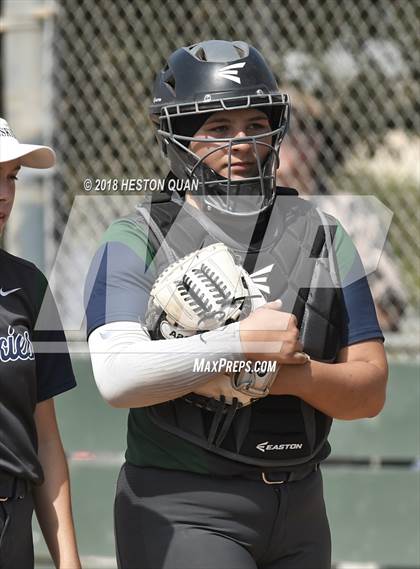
top-left (135, 203), bottom-right (178, 265)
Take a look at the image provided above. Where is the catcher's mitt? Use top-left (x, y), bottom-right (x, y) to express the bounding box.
top-left (145, 242), bottom-right (278, 411)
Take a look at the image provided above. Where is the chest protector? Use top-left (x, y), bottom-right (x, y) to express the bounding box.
top-left (130, 189), bottom-right (344, 468)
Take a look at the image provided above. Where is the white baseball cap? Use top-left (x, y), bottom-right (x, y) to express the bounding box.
top-left (0, 118), bottom-right (55, 168)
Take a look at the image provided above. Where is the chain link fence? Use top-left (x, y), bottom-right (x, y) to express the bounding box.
top-left (3, 0), bottom-right (420, 356)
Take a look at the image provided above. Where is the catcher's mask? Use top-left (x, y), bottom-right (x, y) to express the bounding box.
top-left (150, 40), bottom-right (290, 217)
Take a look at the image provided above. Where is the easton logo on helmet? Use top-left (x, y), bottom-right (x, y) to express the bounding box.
top-left (256, 441), bottom-right (304, 453)
top-left (216, 62), bottom-right (246, 84)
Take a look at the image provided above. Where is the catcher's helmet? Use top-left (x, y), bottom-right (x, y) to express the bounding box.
top-left (150, 40), bottom-right (290, 217)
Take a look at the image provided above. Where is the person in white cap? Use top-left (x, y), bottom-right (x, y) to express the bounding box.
top-left (0, 119), bottom-right (81, 569)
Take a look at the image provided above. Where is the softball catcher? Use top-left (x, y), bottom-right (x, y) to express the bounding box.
top-left (86, 40), bottom-right (387, 569)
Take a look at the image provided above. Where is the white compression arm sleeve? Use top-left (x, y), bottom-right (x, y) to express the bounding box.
top-left (88, 321), bottom-right (244, 408)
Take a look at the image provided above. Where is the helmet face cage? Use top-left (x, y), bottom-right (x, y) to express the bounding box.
top-left (156, 94), bottom-right (290, 217)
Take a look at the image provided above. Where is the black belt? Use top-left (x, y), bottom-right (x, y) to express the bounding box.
top-left (0, 472), bottom-right (29, 501)
top-left (241, 462), bottom-right (318, 485)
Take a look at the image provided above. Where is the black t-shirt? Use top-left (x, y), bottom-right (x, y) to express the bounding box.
top-left (0, 249), bottom-right (76, 484)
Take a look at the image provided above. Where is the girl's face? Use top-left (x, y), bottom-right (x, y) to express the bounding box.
top-left (0, 159), bottom-right (20, 235)
top-left (189, 108), bottom-right (272, 180)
